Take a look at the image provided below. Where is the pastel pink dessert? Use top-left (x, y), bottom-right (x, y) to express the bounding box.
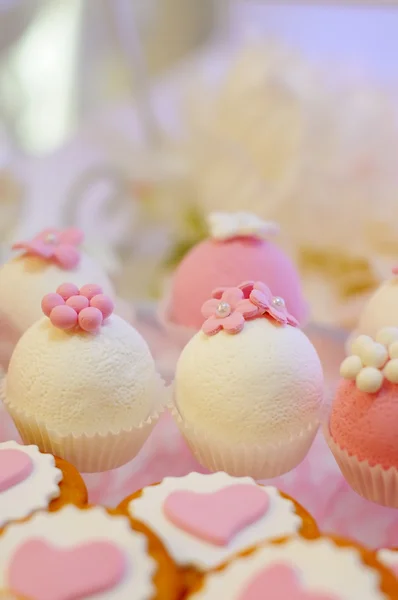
top-left (163, 212), bottom-right (308, 333)
top-left (326, 328), bottom-right (398, 507)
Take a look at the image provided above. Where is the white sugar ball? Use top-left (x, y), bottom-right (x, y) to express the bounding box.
top-left (376, 327), bottom-right (398, 347)
top-left (340, 355), bottom-right (363, 379)
top-left (389, 341), bottom-right (398, 360)
top-left (351, 335), bottom-right (373, 356)
top-left (360, 342), bottom-right (388, 368)
top-left (384, 359), bottom-right (398, 384)
top-left (356, 367), bottom-right (383, 393)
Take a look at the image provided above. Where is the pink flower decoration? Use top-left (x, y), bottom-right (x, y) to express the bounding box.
top-left (212, 281), bottom-right (255, 300)
top-left (12, 227), bottom-right (84, 270)
top-left (239, 563), bottom-right (338, 600)
top-left (392, 266), bottom-right (398, 276)
top-left (41, 283), bottom-right (114, 333)
top-left (250, 281), bottom-right (298, 327)
top-left (201, 287), bottom-right (263, 336)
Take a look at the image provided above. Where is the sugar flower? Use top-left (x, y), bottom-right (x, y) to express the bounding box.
top-left (42, 283), bottom-right (114, 333)
top-left (12, 227), bottom-right (84, 270)
top-left (201, 287), bottom-right (263, 336)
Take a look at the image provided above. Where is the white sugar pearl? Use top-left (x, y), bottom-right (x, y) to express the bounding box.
top-left (384, 359), bottom-right (398, 384)
top-left (389, 341), bottom-right (398, 360)
top-left (376, 327), bottom-right (398, 347)
top-left (340, 355), bottom-right (363, 379)
top-left (351, 335), bottom-right (373, 356)
top-left (361, 342), bottom-right (388, 368)
top-left (356, 367), bottom-right (383, 393)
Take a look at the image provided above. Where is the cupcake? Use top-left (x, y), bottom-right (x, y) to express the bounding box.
top-left (351, 267), bottom-right (398, 344)
top-left (3, 284), bottom-right (167, 473)
top-left (186, 535), bottom-right (398, 599)
top-left (160, 212), bottom-right (307, 345)
top-left (173, 281), bottom-right (324, 478)
top-left (0, 504), bottom-right (182, 600)
top-left (325, 328), bottom-right (398, 507)
top-left (118, 472), bottom-right (319, 590)
top-left (0, 440), bottom-right (87, 531)
top-left (0, 227), bottom-right (133, 369)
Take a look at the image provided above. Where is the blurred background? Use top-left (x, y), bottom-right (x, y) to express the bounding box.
top-left (1, 0), bottom-right (398, 328)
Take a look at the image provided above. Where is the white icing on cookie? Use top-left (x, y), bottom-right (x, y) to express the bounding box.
top-left (0, 505), bottom-right (156, 600)
top-left (0, 441), bottom-right (62, 528)
top-left (190, 537), bottom-right (387, 599)
top-left (128, 472), bottom-right (302, 570)
top-left (377, 549), bottom-right (398, 576)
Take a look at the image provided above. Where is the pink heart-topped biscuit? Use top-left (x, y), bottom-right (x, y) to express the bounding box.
top-left (163, 484), bottom-right (269, 546)
top-left (239, 563), bottom-right (339, 600)
top-left (8, 539), bottom-right (126, 600)
top-left (0, 449), bottom-right (33, 493)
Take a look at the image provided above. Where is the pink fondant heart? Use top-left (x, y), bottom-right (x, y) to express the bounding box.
top-left (0, 449), bottom-right (33, 493)
top-left (8, 539), bottom-right (126, 600)
top-left (239, 563), bottom-right (339, 600)
top-left (163, 484), bottom-right (269, 546)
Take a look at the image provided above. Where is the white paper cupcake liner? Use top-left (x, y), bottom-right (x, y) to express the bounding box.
top-left (324, 422), bottom-right (398, 508)
top-left (2, 379), bottom-right (170, 473)
top-left (171, 406), bottom-right (320, 479)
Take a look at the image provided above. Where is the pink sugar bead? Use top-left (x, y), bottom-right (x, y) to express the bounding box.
top-left (78, 306), bottom-right (103, 332)
top-left (50, 305), bottom-right (78, 330)
top-left (41, 293), bottom-right (65, 317)
top-left (90, 294), bottom-right (114, 319)
top-left (79, 284), bottom-right (103, 300)
top-left (56, 283), bottom-right (80, 301)
top-left (66, 295), bottom-right (90, 313)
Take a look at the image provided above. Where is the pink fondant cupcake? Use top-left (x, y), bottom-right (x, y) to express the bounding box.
top-left (118, 472), bottom-right (319, 591)
top-left (0, 227), bottom-right (133, 370)
top-left (160, 212), bottom-right (307, 345)
top-left (3, 285), bottom-right (166, 473)
top-left (325, 328), bottom-right (398, 507)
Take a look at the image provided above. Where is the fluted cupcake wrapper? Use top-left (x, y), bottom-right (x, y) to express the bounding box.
top-left (2, 379), bottom-right (170, 473)
top-left (324, 422), bottom-right (398, 508)
top-left (171, 406), bottom-right (320, 480)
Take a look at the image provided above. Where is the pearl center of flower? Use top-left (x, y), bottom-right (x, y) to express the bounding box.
top-left (216, 301), bottom-right (231, 317)
top-left (45, 233), bottom-right (57, 244)
top-left (272, 296), bottom-right (285, 308)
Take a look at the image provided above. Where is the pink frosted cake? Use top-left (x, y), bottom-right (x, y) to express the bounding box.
top-left (0, 227), bottom-right (133, 370)
top-left (161, 212), bottom-right (308, 342)
top-left (326, 328), bottom-right (398, 507)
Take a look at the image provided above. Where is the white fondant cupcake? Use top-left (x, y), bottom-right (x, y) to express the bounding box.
top-left (172, 282), bottom-right (324, 478)
top-left (4, 284), bottom-right (167, 472)
top-left (0, 227), bottom-right (135, 369)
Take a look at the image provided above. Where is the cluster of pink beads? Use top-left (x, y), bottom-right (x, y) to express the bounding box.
top-left (41, 283), bottom-right (114, 333)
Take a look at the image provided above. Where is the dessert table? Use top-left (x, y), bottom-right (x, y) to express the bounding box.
top-left (1, 307), bottom-right (398, 549)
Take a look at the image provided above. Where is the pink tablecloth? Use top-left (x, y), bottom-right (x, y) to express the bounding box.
top-left (1, 312), bottom-right (398, 549)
